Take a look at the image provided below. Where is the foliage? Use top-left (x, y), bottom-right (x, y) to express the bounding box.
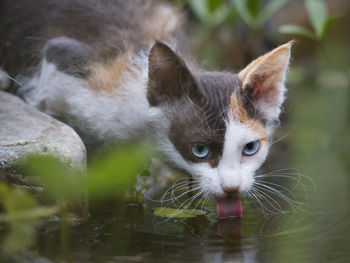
top-left (20, 144), bottom-right (151, 201)
top-left (0, 143), bottom-right (151, 254)
top-left (188, 0), bottom-right (288, 29)
top-left (233, 0), bottom-right (287, 29)
top-left (188, 0), bottom-right (232, 26)
top-left (279, 0), bottom-right (340, 40)
top-left (0, 184), bottom-right (57, 253)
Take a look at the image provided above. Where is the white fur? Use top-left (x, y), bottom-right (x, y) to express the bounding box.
top-left (257, 79), bottom-right (287, 138)
top-left (167, 117), bottom-right (270, 198)
top-left (18, 54), bottom-right (156, 145)
top-left (217, 118), bottom-right (268, 194)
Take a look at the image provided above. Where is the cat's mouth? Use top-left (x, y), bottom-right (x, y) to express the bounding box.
top-left (215, 195), bottom-right (242, 218)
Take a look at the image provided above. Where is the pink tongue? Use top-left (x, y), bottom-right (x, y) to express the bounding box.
top-left (216, 196), bottom-right (242, 218)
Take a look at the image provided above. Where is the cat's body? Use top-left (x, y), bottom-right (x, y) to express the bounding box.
top-left (0, 0), bottom-right (186, 146)
top-left (0, 0), bottom-right (292, 217)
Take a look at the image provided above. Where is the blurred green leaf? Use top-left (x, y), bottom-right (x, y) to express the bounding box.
top-left (0, 184), bottom-right (37, 212)
top-left (20, 143), bottom-right (151, 201)
top-left (279, 24), bottom-right (316, 40)
top-left (259, 0), bottom-right (288, 26)
top-left (189, 0), bottom-right (231, 26)
top-left (20, 155), bottom-right (82, 200)
top-left (233, 0), bottom-right (288, 29)
top-left (280, 0), bottom-right (339, 41)
top-left (247, 0), bottom-right (260, 18)
top-left (86, 145), bottom-right (151, 199)
top-left (0, 143), bottom-right (150, 254)
top-left (153, 207), bottom-right (206, 218)
top-left (322, 15), bottom-right (341, 38)
top-left (0, 184), bottom-right (39, 253)
top-left (306, 0), bottom-right (327, 38)
top-left (208, 0), bottom-right (222, 13)
top-left (233, 0), bottom-right (257, 28)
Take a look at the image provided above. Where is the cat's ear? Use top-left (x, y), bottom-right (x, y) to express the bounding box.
top-left (147, 41), bottom-right (197, 106)
top-left (239, 42), bottom-right (293, 125)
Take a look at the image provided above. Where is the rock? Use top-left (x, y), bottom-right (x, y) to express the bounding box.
top-left (0, 91), bottom-right (86, 170)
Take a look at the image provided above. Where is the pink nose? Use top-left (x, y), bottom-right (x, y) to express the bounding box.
top-left (221, 186), bottom-right (239, 194)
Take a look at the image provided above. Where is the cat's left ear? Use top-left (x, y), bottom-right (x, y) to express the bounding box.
top-left (239, 42), bottom-right (293, 126)
top-left (147, 41), bottom-right (198, 106)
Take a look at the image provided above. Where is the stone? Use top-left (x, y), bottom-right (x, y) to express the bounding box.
top-left (0, 91), bottom-right (86, 170)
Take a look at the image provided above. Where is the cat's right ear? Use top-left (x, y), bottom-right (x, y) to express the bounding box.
top-left (147, 41), bottom-right (197, 106)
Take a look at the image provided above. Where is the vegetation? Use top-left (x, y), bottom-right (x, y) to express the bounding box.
top-left (0, 144), bottom-right (150, 254)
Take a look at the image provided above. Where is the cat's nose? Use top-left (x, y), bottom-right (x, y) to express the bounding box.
top-left (221, 186), bottom-right (239, 194)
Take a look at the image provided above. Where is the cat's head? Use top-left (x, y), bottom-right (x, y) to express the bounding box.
top-left (147, 41), bottom-right (292, 217)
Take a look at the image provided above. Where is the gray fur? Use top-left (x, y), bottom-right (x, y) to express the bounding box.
top-left (0, 0), bottom-right (186, 78)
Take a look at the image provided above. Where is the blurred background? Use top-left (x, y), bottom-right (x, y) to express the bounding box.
top-left (1, 0), bottom-right (349, 262)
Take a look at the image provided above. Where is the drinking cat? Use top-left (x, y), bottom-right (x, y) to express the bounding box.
top-left (0, 0), bottom-right (292, 217)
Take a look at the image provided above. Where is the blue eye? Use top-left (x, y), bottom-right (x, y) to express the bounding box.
top-left (242, 140), bottom-right (260, 156)
top-left (191, 143), bottom-right (211, 159)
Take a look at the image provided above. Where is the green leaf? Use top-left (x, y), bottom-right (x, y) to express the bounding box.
top-left (208, 0), bottom-right (222, 13)
top-left (233, 0), bottom-right (257, 28)
top-left (0, 184), bottom-right (37, 213)
top-left (321, 15), bottom-right (341, 38)
top-left (86, 145), bottom-right (151, 199)
top-left (259, 0), bottom-right (288, 26)
top-left (279, 24), bottom-right (316, 40)
top-left (20, 155), bottom-right (82, 200)
top-left (233, 0), bottom-right (288, 29)
top-left (20, 143), bottom-right (150, 201)
top-left (0, 184), bottom-right (40, 254)
top-left (189, 0), bottom-right (231, 26)
top-left (306, 0), bottom-right (328, 38)
top-left (153, 207), bottom-right (206, 218)
top-left (246, 0), bottom-right (260, 19)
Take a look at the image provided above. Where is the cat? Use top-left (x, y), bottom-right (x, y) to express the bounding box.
top-left (0, 0), bottom-right (292, 218)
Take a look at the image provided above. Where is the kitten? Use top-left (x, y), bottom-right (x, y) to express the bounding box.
top-left (0, 0), bottom-right (292, 217)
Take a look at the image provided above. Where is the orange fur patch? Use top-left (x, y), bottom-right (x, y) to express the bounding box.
top-left (85, 3), bottom-right (183, 93)
top-left (229, 94), bottom-right (267, 139)
top-left (85, 53), bottom-right (135, 93)
top-left (229, 94), bottom-right (249, 123)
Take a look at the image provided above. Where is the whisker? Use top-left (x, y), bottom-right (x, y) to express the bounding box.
top-left (248, 188), bottom-right (276, 215)
top-left (254, 184), bottom-right (300, 204)
top-left (270, 131), bottom-right (292, 146)
top-left (252, 186), bottom-right (288, 214)
top-left (254, 180), bottom-right (294, 195)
